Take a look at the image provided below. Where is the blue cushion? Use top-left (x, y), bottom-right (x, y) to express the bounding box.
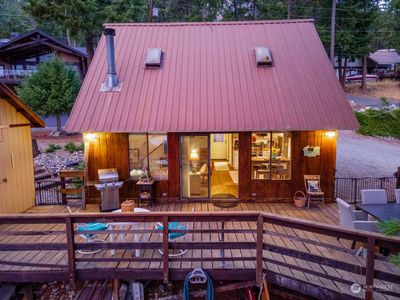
top-left (156, 222), bottom-right (188, 240)
top-left (78, 223), bottom-right (108, 238)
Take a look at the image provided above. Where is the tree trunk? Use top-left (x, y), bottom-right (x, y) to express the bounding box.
top-left (287, 0), bottom-right (291, 19)
top-left (56, 114), bottom-right (63, 134)
top-left (329, 0), bottom-right (336, 64)
top-left (361, 54), bottom-right (367, 90)
top-left (85, 35), bottom-right (95, 65)
top-left (340, 58), bottom-right (348, 88)
top-left (338, 56), bottom-right (343, 85)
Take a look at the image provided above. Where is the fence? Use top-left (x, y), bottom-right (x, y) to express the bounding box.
top-left (35, 180), bottom-right (62, 205)
top-left (335, 177), bottom-right (397, 204)
top-left (0, 212), bottom-right (399, 300)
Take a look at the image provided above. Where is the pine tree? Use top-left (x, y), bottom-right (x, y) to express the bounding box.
top-left (16, 59), bottom-right (80, 133)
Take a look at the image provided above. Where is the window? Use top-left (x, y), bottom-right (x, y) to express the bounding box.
top-left (148, 134), bottom-right (168, 180)
top-left (251, 132), bottom-right (291, 180)
top-left (128, 133), bottom-right (168, 180)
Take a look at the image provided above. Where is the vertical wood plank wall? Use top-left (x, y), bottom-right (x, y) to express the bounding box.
top-left (239, 131), bottom-right (337, 200)
top-left (0, 99), bottom-right (35, 213)
top-left (86, 130), bottom-right (337, 202)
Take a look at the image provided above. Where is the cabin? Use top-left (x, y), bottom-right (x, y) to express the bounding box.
top-left (0, 83), bottom-right (44, 213)
top-left (65, 20), bottom-right (359, 204)
top-left (0, 29), bottom-right (87, 86)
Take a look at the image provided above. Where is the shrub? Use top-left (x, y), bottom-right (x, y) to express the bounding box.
top-left (64, 142), bottom-right (85, 153)
top-left (45, 144), bottom-right (62, 153)
top-left (355, 109), bottom-right (400, 139)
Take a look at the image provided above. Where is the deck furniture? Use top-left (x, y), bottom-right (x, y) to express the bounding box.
top-left (395, 189), bottom-right (400, 204)
top-left (109, 207), bottom-right (151, 257)
top-left (336, 198), bottom-right (379, 249)
top-left (304, 175), bottom-right (324, 208)
top-left (355, 203), bottom-right (400, 221)
top-left (136, 179), bottom-right (155, 206)
top-left (360, 189), bottom-right (388, 204)
top-left (156, 208), bottom-right (194, 257)
top-left (67, 207), bottom-right (108, 254)
top-left (76, 222), bottom-right (108, 254)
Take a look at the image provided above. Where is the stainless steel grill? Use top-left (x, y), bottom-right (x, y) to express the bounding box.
top-left (95, 168), bottom-right (123, 211)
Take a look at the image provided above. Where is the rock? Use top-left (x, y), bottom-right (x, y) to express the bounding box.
top-left (34, 150), bottom-right (84, 175)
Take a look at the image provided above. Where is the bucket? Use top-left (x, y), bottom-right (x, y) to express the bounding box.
top-left (293, 191), bottom-right (307, 208)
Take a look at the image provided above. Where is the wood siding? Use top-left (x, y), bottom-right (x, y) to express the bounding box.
top-left (0, 99), bottom-right (35, 213)
top-left (86, 131), bottom-right (336, 203)
top-left (239, 131), bottom-right (337, 201)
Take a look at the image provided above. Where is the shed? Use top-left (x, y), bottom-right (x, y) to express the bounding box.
top-left (0, 83), bottom-right (44, 213)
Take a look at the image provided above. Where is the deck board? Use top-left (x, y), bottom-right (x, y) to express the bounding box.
top-left (0, 202), bottom-right (398, 299)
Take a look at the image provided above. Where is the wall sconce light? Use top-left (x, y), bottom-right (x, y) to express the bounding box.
top-left (84, 132), bottom-right (96, 142)
top-left (325, 131), bottom-right (336, 138)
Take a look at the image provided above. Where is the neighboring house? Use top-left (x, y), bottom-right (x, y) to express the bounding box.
top-left (66, 20), bottom-right (358, 203)
top-left (368, 49), bottom-right (400, 79)
top-left (0, 83), bottom-right (44, 213)
top-left (0, 29), bottom-right (87, 86)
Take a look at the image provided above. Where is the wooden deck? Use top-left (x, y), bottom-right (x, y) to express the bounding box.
top-left (1, 202), bottom-right (399, 300)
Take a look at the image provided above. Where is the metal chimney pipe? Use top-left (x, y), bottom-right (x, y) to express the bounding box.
top-left (104, 28), bottom-right (119, 89)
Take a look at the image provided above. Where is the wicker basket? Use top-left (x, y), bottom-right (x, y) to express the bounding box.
top-left (121, 200), bottom-right (135, 212)
top-left (293, 191), bottom-right (307, 208)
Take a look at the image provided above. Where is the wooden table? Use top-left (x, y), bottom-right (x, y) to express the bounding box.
top-left (355, 203), bottom-right (400, 221)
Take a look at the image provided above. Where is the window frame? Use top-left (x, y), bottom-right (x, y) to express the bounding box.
top-left (128, 133), bottom-right (168, 181)
top-left (251, 131), bottom-right (292, 181)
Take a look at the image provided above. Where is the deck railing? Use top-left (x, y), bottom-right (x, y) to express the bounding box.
top-left (335, 177), bottom-right (397, 204)
top-left (0, 212), bottom-right (399, 299)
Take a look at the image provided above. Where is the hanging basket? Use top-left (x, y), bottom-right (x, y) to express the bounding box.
top-left (293, 191), bottom-right (307, 208)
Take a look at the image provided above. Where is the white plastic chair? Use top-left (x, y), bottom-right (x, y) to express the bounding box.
top-left (360, 189), bottom-right (388, 204)
top-left (395, 189), bottom-right (400, 204)
top-left (336, 198), bottom-right (379, 249)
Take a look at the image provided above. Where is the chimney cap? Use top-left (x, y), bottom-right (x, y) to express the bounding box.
top-left (103, 27), bottom-right (115, 36)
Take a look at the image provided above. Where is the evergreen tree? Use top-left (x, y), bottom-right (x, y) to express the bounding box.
top-left (16, 59), bottom-right (81, 133)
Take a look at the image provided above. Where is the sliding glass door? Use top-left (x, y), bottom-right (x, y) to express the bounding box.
top-left (180, 135), bottom-right (209, 198)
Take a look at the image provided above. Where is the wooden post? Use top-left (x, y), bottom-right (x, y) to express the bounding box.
top-left (365, 236), bottom-right (375, 300)
top-left (256, 214), bottom-right (264, 286)
top-left (65, 216), bottom-right (76, 289)
top-left (113, 278), bottom-right (120, 300)
top-left (162, 216), bottom-right (169, 283)
top-left (60, 175), bottom-right (66, 204)
top-left (395, 166), bottom-right (400, 189)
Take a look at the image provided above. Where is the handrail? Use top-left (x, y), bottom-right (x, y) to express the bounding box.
top-left (0, 211), bottom-right (399, 300)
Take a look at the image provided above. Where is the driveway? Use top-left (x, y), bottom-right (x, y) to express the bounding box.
top-left (347, 94), bottom-right (400, 107)
top-left (336, 130), bottom-right (400, 177)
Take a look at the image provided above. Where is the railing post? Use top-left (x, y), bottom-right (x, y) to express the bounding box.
top-left (162, 216), bottom-right (169, 283)
top-left (395, 166), bottom-right (400, 189)
top-left (65, 216), bottom-right (76, 288)
top-left (60, 176), bottom-right (66, 204)
top-left (256, 214), bottom-right (264, 286)
top-left (353, 178), bottom-right (358, 203)
top-left (365, 236), bottom-right (375, 300)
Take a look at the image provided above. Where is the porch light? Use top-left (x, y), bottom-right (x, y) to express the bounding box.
top-left (325, 131), bottom-right (336, 138)
top-left (84, 132), bottom-right (96, 142)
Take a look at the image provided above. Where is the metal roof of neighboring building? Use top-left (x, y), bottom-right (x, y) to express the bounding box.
top-left (0, 83), bottom-right (45, 127)
top-left (369, 49), bottom-right (400, 65)
top-left (66, 20), bottom-right (359, 133)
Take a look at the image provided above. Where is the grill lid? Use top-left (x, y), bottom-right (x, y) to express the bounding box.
top-left (98, 168), bottom-right (119, 183)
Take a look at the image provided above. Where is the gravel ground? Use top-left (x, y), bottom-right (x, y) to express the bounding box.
top-left (336, 130), bottom-right (400, 177)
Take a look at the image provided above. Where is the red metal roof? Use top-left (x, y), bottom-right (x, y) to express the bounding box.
top-left (66, 20), bottom-right (359, 133)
